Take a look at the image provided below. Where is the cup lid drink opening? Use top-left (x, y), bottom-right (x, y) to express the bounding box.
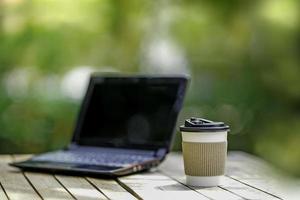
top-left (180, 117), bottom-right (229, 132)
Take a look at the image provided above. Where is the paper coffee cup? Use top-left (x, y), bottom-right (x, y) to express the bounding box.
top-left (180, 117), bottom-right (229, 187)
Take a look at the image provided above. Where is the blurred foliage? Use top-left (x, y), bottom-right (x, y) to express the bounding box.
top-left (0, 0), bottom-right (300, 177)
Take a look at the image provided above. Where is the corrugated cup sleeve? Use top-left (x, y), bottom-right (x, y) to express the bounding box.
top-left (182, 142), bottom-right (227, 176)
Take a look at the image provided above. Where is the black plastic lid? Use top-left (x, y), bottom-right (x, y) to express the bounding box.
top-left (179, 117), bottom-right (229, 132)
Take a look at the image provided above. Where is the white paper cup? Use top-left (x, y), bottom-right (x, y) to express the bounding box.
top-left (180, 118), bottom-right (229, 187)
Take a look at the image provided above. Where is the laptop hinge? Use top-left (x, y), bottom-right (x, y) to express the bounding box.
top-left (155, 148), bottom-right (167, 158)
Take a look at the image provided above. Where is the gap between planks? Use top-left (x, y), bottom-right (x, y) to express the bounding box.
top-left (87, 177), bottom-right (137, 200)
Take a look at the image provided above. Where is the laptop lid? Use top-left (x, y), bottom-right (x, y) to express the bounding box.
top-left (72, 74), bottom-right (189, 152)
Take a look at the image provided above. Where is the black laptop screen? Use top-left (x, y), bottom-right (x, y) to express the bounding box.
top-left (73, 76), bottom-right (187, 150)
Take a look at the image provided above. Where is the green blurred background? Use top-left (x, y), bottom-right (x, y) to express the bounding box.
top-left (0, 0), bottom-right (300, 177)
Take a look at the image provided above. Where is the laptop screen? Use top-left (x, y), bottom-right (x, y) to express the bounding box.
top-left (73, 75), bottom-right (188, 150)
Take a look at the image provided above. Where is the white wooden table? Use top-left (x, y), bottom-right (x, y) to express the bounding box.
top-left (0, 152), bottom-right (299, 200)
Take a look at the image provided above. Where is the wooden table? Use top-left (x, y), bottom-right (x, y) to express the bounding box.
top-left (0, 152), bottom-right (298, 200)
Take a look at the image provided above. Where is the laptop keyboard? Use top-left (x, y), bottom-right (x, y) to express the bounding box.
top-left (31, 148), bottom-right (155, 167)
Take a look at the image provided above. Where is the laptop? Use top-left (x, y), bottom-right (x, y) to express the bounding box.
top-left (11, 74), bottom-right (189, 177)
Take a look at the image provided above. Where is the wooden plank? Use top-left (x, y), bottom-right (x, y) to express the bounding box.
top-left (227, 152), bottom-right (287, 199)
top-left (87, 177), bottom-right (137, 200)
top-left (220, 176), bottom-right (280, 200)
top-left (193, 186), bottom-right (243, 200)
top-left (118, 171), bottom-right (209, 200)
top-left (0, 155), bottom-right (15, 200)
top-left (55, 175), bottom-right (108, 200)
top-left (25, 172), bottom-right (74, 200)
top-left (227, 152), bottom-right (274, 180)
top-left (0, 155), bottom-right (18, 171)
top-left (159, 153), bottom-right (245, 200)
top-left (0, 184), bottom-right (8, 200)
top-left (0, 155), bottom-right (41, 200)
top-left (13, 154), bottom-right (74, 199)
top-left (13, 154), bottom-right (33, 162)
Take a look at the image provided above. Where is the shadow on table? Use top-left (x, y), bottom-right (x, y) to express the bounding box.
top-left (155, 183), bottom-right (191, 191)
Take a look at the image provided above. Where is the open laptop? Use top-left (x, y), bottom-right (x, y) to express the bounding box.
top-left (11, 74), bottom-right (189, 176)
